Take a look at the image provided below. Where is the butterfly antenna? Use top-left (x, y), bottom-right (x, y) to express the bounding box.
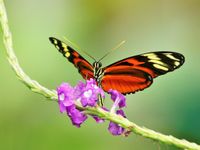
top-left (63, 36), bottom-right (96, 61)
top-left (98, 40), bottom-right (126, 62)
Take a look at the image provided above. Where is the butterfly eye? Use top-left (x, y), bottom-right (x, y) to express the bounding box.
top-left (98, 62), bottom-right (102, 67)
top-left (92, 62), bottom-right (97, 67)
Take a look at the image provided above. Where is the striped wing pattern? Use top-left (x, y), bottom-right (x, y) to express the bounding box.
top-left (101, 52), bottom-right (185, 94)
top-left (49, 37), bottom-right (185, 95)
top-left (49, 37), bottom-right (94, 80)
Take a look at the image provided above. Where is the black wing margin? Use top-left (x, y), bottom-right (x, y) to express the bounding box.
top-left (49, 37), bottom-right (94, 79)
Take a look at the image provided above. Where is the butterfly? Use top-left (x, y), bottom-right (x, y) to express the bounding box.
top-left (49, 37), bottom-right (185, 95)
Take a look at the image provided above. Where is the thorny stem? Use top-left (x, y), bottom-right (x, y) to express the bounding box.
top-left (0, 1), bottom-right (200, 150)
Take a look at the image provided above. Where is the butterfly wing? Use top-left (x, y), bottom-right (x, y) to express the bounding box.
top-left (101, 51), bottom-right (185, 94)
top-left (101, 67), bottom-right (153, 94)
top-left (49, 37), bottom-right (94, 79)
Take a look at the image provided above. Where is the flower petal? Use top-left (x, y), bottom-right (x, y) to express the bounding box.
top-left (108, 122), bottom-right (124, 136)
top-left (59, 101), bottom-right (66, 113)
top-left (108, 109), bottom-right (126, 136)
top-left (79, 78), bottom-right (104, 107)
top-left (66, 105), bottom-right (88, 128)
top-left (108, 89), bottom-right (126, 109)
top-left (92, 116), bottom-right (105, 123)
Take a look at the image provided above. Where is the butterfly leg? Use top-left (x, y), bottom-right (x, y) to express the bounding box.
top-left (97, 81), bottom-right (104, 106)
top-left (98, 94), bottom-right (104, 106)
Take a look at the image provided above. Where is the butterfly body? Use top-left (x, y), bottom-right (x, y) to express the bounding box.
top-left (49, 37), bottom-right (185, 95)
top-left (92, 61), bottom-right (104, 84)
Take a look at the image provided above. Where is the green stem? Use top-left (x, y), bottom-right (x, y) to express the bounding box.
top-left (0, 1), bottom-right (199, 149)
top-left (0, 0), bottom-right (57, 100)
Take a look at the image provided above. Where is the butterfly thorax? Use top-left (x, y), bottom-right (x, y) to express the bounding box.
top-left (93, 62), bottom-right (104, 84)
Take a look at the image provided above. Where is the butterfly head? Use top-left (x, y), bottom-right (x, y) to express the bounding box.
top-left (93, 61), bottom-right (102, 69)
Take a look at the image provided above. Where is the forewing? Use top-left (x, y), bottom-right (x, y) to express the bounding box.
top-left (102, 51), bottom-right (185, 94)
top-left (49, 37), bottom-right (94, 79)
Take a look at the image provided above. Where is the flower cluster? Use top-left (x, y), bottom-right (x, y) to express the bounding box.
top-left (108, 89), bottom-right (126, 135)
top-left (57, 78), bottom-right (127, 135)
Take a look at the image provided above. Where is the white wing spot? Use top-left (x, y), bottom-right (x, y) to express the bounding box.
top-left (65, 52), bottom-right (70, 57)
top-left (53, 40), bottom-right (58, 45)
top-left (55, 45), bottom-right (60, 50)
top-left (153, 64), bottom-right (169, 71)
top-left (148, 60), bottom-right (165, 65)
top-left (62, 43), bottom-right (67, 48)
top-left (166, 54), bottom-right (179, 61)
top-left (143, 53), bottom-right (160, 60)
top-left (174, 61), bottom-right (180, 66)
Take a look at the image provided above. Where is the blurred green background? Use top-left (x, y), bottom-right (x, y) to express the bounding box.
top-left (0, 0), bottom-right (200, 150)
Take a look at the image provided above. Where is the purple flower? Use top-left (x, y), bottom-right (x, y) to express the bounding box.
top-left (108, 110), bottom-right (126, 136)
top-left (79, 78), bottom-right (105, 107)
top-left (108, 89), bottom-right (126, 108)
top-left (66, 105), bottom-right (88, 128)
top-left (116, 109), bottom-right (126, 118)
top-left (57, 79), bottom-right (105, 127)
top-left (108, 122), bottom-right (124, 135)
top-left (57, 83), bottom-right (74, 113)
top-left (57, 82), bottom-right (88, 127)
top-left (92, 116), bottom-right (105, 123)
top-left (108, 89), bottom-right (126, 113)
top-left (57, 79), bottom-right (128, 133)
top-left (74, 81), bottom-right (85, 97)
